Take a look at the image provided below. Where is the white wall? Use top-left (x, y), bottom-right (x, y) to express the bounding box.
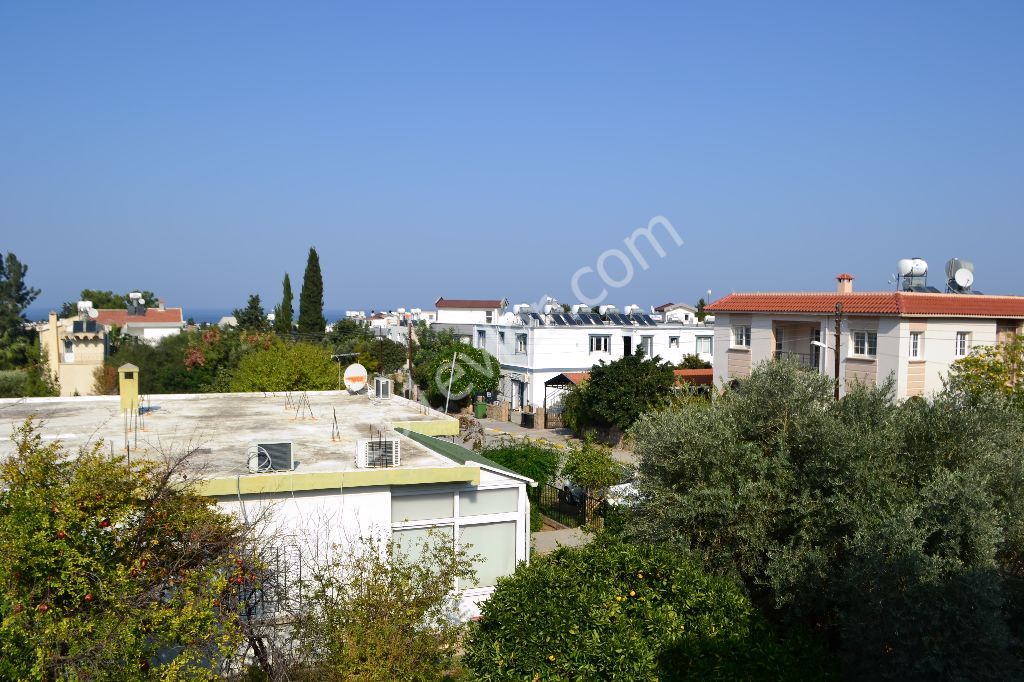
top-left (478, 323), bottom-right (713, 410)
top-left (436, 308), bottom-right (500, 325)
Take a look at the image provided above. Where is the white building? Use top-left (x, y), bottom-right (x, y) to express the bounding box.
top-left (435, 297), bottom-right (507, 326)
top-left (96, 299), bottom-right (185, 344)
top-left (707, 273), bottom-right (1024, 397)
top-left (451, 304), bottom-right (714, 423)
top-left (0, 390), bottom-right (533, 619)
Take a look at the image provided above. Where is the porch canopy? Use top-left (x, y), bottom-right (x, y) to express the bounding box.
top-left (542, 372), bottom-right (590, 429)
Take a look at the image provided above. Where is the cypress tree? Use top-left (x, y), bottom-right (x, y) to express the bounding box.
top-left (297, 247), bottom-right (326, 337)
top-left (274, 273), bottom-right (294, 335)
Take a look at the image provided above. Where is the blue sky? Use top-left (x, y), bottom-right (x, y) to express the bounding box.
top-left (3, 2), bottom-right (1022, 316)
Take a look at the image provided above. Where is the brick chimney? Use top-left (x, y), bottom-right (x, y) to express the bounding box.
top-left (836, 273), bottom-right (854, 294)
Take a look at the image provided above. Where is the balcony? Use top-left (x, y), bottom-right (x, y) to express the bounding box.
top-left (773, 350), bottom-right (821, 371)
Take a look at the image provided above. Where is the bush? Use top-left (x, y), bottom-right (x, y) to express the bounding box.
top-left (482, 440), bottom-right (561, 488)
top-left (420, 343), bottom-right (500, 409)
top-left (562, 353), bottom-right (676, 435)
top-left (230, 341), bottom-right (338, 392)
top-left (0, 370), bottom-right (26, 397)
top-left (464, 538), bottom-right (830, 680)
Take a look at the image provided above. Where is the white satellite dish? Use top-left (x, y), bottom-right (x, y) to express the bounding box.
top-left (343, 363), bottom-right (368, 393)
top-left (88, 308), bottom-right (98, 319)
top-left (954, 268), bottom-right (974, 289)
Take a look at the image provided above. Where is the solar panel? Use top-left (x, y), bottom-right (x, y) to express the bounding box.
top-left (630, 313), bottom-right (656, 326)
top-left (549, 313), bottom-right (567, 326)
top-left (607, 313), bottom-right (629, 326)
top-left (585, 313), bottom-right (605, 325)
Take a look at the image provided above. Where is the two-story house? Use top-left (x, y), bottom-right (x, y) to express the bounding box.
top-left (707, 274), bottom-right (1024, 397)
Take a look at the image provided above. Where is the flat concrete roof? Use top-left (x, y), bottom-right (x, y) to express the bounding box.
top-left (0, 391), bottom-right (459, 479)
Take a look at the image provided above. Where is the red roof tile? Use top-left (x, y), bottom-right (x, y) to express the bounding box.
top-left (674, 368), bottom-right (713, 385)
top-left (435, 297), bottom-right (506, 309)
top-left (706, 292), bottom-right (1024, 318)
top-left (95, 308), bottom-right (184, 326)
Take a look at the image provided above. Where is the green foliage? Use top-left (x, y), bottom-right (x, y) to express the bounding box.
top-left (562, 352), bottom-right (676, 434)
top-left (273, 272), bottom-right (294, 335)
top-left (696, 297), bottom-right (707, 321)
top-left (0, 252), bottom-right (41, 369)
top-left (0, 351), bottom-right (59, 398)
top-left (628, 359), bottom-right (1024, 679)
top-left (465, 538), bottom-right (829, 681)
top-left (948, 334), bottom-right (1024, 411)
top-left (293, 530), bottom-right (475, 681)
top-left (561, 437), bottom-right (621, 491)
top-left (59, 289), bottom-right (158, 318)
top-left (297, 247), bottom-right (326, 337)
top-left (233, 294), bottom-right (270, 332)
top-left (482, 439), bottom-right (561, 488)
top-left (678, 353), bottom-right (711, 369)
top-left (421, 343), bottom-right (500, 409)
top-left (230, 341), bottom-right (338, 392)
top-left (0, 419), bottom-right (246, 680)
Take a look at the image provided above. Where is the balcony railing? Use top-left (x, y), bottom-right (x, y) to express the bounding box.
top-left (774, 350), bottom-right (821, 370)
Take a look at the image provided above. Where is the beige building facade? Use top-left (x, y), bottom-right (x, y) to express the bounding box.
top-left (38, 311), bottom-right (108, 396)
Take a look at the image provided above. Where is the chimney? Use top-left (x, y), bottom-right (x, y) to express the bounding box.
top-left (158, 298), bottom-right (165, 311)
top-left (836, 273), bottom-right (854, 294)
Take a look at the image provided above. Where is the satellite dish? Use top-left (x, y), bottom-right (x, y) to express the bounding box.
top-left (343, 363), bottom-right (368, 393)
top-left (954, 268), bottom-right (974, 289)
top-left (137, 299), bottom-right (146, 306)
top-left (88, 308), bottom-right (98, 319)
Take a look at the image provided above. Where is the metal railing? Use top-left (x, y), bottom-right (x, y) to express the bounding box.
top-left (531, 482), bottom-right (605, 528)
top-left (773, 350), bottom-right (820, 370)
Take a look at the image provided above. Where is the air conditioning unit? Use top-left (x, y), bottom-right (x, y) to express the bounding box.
top-left (356, 438), bottom-right (401, 468)
top-left (374, 376), bottom-right (393, 400)
top-left (247, 442), bottom-right (294, 473)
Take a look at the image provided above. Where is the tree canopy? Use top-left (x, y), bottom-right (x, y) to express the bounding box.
top-left (627, 359), bottom-right (1024, 679)
top-left (233, 294), bottom-right (270, 332)
top-left (273, 272), bottom-right (293, 335)
top-left (947, 334), bottom-right (1023, 412)
top-left (0, 252), bottom-right (41, 369)
top-left (297, 247), bottom-right (326, 337)
top-left (229, 341), bottom-right (338, 392)
top-left (419, 342), bottom-right (500, 409)
top-left (562, 352), bottom-right (676, 435)
top-left (465, 538), bottom-right (828, 680)
top-left (0, 420), bottom-right (249, 680)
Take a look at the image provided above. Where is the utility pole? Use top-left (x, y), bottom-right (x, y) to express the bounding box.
top-left (833, 303), bottom-right (842, 401)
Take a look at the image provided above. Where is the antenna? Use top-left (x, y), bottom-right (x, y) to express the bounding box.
top-left (945, 258), bottom-right (975, 294)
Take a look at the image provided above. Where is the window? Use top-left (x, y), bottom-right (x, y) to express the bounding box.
top-left (498, 331), bottom-right (505, 343)
top-left (391, 492), bottom-right (454, 522)
top-left (589, 335), bottom-right (611, 353)
top-left (515, 334), bottom-right (527, 353)
top-left (62, 338), bottom-right (75, 363)
top-left (639, 336), bottom-right (654, 356)
top-left (485, 311), bottom-right (494, 323)
top-left (669, 336), bottom-right (680, 348)
top-left (460, 488), bottom-right (518, 515)
top-left (909, 331), bottom-right (922, 359)
top-left (853, 331), bottom-right (878, 357)
top-left (733, 326), bottom-right (751, 348)
top-left (124, 372), bottom-right (134, 380)
top-left (955, 331), bottom-right (971, 357)
top-left (696, 336), bottom-right (713, 355)
top-left (477, 330), bottom-right (486, 348)
top-left (458, 522), bottom-right (516, 589)
top-left (775, 328), bottom-right (784, 353)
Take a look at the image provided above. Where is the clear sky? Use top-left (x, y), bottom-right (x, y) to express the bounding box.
top-left (3, 2), bottom-right (1022, 316)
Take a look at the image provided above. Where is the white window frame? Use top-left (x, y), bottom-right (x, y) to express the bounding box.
top-left (476, 329), bottom-right (486, 348)
top-left (852, 331), bottom-right (878, 358)
top-left (955, 331), bottom-right (971, 358)
top-left (63, 338), bottom-right (75, 363)
top-left (485, 311), bottom-right (494, 323)
top-left (589, 335), bottom-right (611, 353)
top-left (639, 336), bottom-right (654, 356)
top-left (696, 336), bottom-right (713, 355)
top-left (909, 331), bottom-right (922, 359)
top-left (669, 336), bottom-right (680, 348)
top-left (390, 484), bottom-right (524, 595)
top-left (732, 325), bottom-right (751, 348)
top-left (515, 333), bottom-right (527, 354)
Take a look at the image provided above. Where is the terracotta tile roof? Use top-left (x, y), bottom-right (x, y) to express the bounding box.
top-left (435, 297), bottom-right (505, 309)
top-left (95, 308), bottom-right (184, 326)
top-left (674, 368), bottom-right (713, 385)
top-left (706, 292), bottom-right (1024, 318)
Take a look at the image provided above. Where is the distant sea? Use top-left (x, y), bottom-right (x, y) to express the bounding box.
top-left (25, 306), bottom-right (355, 325)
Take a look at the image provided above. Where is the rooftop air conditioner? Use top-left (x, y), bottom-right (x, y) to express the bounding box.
top-left (356, 438), bottom-right (401, 468)
top-left (374, 376), bottom-right (393, 400)
top-left (247, 442), bottom-right (294, 473)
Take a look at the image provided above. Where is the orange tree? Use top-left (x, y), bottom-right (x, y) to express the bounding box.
top-left (0, 419), bottom-right (252, 680)
top-left (464, 538), bottom-right (831, 681)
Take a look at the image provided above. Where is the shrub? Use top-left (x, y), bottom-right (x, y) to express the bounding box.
top-left (482, 440), bottom-right (561, 488)
top-left (230, 341), bottom-right (337, 392)
top-left (464, 538), bottom-right (830, 680)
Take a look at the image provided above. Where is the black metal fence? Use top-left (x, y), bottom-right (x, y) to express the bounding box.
top-left (773, 350), bottom-right (820, 370)
top-left (531, 482), bottom-right (605, 528)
